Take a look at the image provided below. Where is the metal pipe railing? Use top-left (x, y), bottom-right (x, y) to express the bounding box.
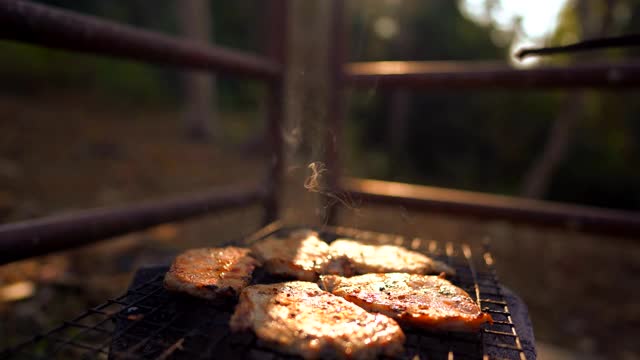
top-left (346, 61), bottom-right (640, 89)
top-left (343, 178), bottom-right (640, 237)
top-left (0, 184), bottom-right (266, 265)
top-left (0, 0), bottom-right (289, 263)
top-left (322, 1), bottom-right (640, 235)
top-left (0, 0), bottom-right (280, 79)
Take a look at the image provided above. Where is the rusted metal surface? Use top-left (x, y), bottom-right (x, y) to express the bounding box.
top-left (516, 34), bottom-right (640, 59)
top-left (263, 0), bottom-right (287, 225)
top-left (346, 61), bottom-right (640, 89)
top-left (0, 0), bottom-right (288, 263)
top-left (343, 178), bottom-right (640, 237)
top-left (325, 0), bottom-right (346, 225)
top-left (0, 0), bottom-right (280, 79)
top-left (0, 185), bottom-right (266, 265)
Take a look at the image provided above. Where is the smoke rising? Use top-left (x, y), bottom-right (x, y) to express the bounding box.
top-left (304, 161), bottom-right (359, 213)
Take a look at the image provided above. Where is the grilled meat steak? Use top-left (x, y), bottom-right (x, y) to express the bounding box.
top-left (251, 230), bottom-right (332, 281)
top-left (230, 281), bottom-right (405, 360)
top-left (328, 239), bottom-right (455, 276)
top-left (252, 231), bottom-right (454, 280)
top-left (163, 247), bottom-right (259, 301)
top-left (320, 273), bottom-right (493, 332)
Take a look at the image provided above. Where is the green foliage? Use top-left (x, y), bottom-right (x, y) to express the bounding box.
top-left (0, 40), bottom-right (175, 103)
top-left (2, 0), bottom-right (639, 209)
top-left (348, 0), bottom-right (640, 210)
top-left (212, 0), bottom-right (262, 53)
top-left (349, 0), bottom-right (522, 190)
top-left (0, 0), bottom-right (263, 109)
top-left (548, 90), bottom-right (640, 210)
top-left (541, 0), bottom-right (640, 209)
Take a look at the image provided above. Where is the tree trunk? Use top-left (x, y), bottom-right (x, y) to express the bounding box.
top-left (279, 0), bottom-right (331, 224)
top-left (521, 92), bottom-right (584, 197)
top-left (285, 0), bottom-right (331, 162)
top-left (178, 0), bottom-right (216, 141)
top-left (387, 8), bottom-right (415, 178)
top-left (388, 89), bottom-right (410, 176)
top-left (521, 0), bottom-right (614, 198)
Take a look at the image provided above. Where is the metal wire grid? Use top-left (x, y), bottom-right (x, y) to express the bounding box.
top-left (0, 225), bottom-right (528, 360)
top-left (328, 227), bottom-right (527, 360)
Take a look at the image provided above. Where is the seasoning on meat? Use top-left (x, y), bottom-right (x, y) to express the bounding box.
top-left (320, 273), bottom-right (493, 332)
top-left (163, 247), bottom-right (259, 301)
top-left (230, 281), bottom-right (405, 359)
top-left (328, 239), bottom-right (455, 276)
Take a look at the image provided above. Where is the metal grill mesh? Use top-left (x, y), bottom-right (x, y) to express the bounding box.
top-left (1, 224), bottom-right (529, 360)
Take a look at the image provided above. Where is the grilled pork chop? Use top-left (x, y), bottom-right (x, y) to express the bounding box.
top-left (230, 281), bottom-right (405, 359)
top-left (251, 230), bottom-right (333, 281)
top-left (163, 247), bottom-right (259, 301)
top-left (328, 239), bottom-right (455, 276)
top-left (320, 273), bottom-right (493, 332)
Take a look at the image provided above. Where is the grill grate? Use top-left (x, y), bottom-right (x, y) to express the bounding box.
top-left (1, 225), bottom-right (532, 359)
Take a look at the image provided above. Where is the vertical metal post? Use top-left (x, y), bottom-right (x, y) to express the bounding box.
top-left (325, 0), bottom-right (345, 225)
top-left (263, 0), bottom-right (287, 224)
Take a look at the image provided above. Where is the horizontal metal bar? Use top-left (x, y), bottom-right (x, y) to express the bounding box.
top-left (480, 299), bottom-right (508, 305)
top-left (0, 0), bottom-right (280, 79)
top-left (345, 61), bottom-right (640, 89)
top-left (342, 178), bottom-right (640, 237)
top-left (482, 329), bottom-right (517, 337)
top-left (485, 343), bottom-right (523, 351)
top-left (0, 184), bottom-right (265, 265)
top-left (488, 320), bottom-right (515, 327)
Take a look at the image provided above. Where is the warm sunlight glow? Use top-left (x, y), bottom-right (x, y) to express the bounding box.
top-left (462, 0), bottom-right (568, 39)
top-left (461, 0), bottom-right (570, 66)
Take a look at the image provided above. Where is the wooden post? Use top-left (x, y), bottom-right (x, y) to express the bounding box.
top-left (263, 0), bottom-right (287, 224)
top-left (178, 0), bottom-right (217, 140)
top-left (325, 0), bottom-right (345, 225)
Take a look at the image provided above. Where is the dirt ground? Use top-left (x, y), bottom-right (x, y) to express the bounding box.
top-left (0, 94), bottom-right (639, 359)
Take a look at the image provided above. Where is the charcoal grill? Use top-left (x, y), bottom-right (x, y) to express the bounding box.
top-left (0, 224), bottom-right (536, 359)
top-left (2, 2), bottom-right (639, 358)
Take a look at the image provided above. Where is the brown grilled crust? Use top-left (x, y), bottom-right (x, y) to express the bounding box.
top-left (320, 273), bottom-right (493, 332)
top-left (163, 247), bottom-right (259, 301)
top-left (230, 282), bottom-right (405, 360)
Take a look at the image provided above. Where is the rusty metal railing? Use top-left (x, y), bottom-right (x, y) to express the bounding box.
top-left (346, 61), bottom-right (640, 89)
top-left (0, 184), bottom-right (266, 264)
top-left (1, 0), bottom-right (639, 266)
top-left (343, 178), bottom-right (640, 237)
top-left (325, 0), bottom-right (640, 236)
top-left (0, 0), bottom-right (287, 264)
top-left (0, 1), bottom-right (280, 78)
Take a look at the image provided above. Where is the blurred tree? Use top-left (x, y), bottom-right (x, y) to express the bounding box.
top-left (544, 0), bottom-right (640, 209)
top-left (348, 0), bottom-right (512, 186)
top-left (385, 2), bottom-right (416, 175)
top-left (345, 0), bottom-right (640, 210)
top-left (285, 0), bottom-right (331, 161)
top-left (521, 0), bottom-right (616, 198)
top-left (2, 0), bottom-right (639, 210)
top-left (178, 0), bottom-right (217, 141)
